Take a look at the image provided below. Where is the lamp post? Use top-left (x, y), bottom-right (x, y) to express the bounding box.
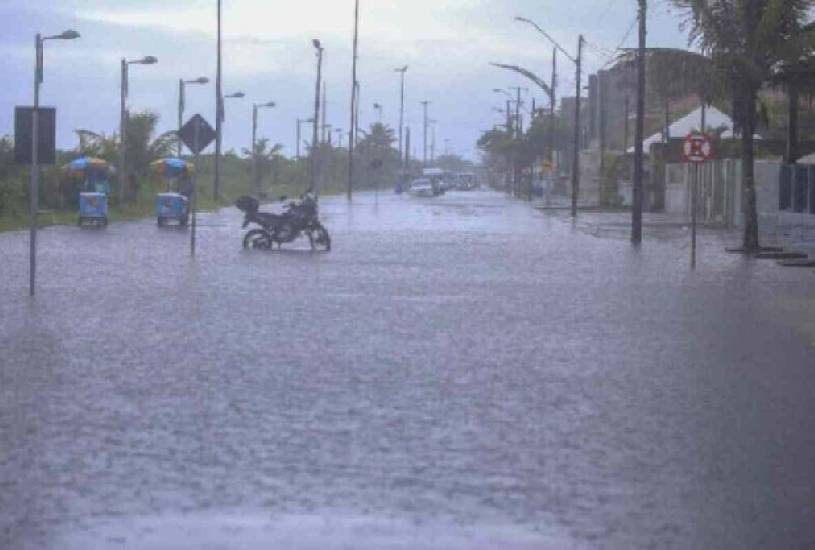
top-left (177, 76), bottom-right (209, 155)
top-left (119, 55), bottom-right (158, 205)
top-left (214, 0), bottom-right (223, 200)
top-left (421, 100), bottom-right (430, 166)
top-left (373, 102), bottom-right (383, 123)
top-left (348, 0), bottom-right (360, 200)
top-left (29, 29), bottom-right (80, 297)
top-left (515, 16), bottom-right (583, 217)
top-left (429, 119), bottom-right (437, 163)
top-left (252, 101), bottom-right (276, 196)
top-left (311, 39), bottom-right (324, 193)
top-left (394, 65), bottom-right (408, 167)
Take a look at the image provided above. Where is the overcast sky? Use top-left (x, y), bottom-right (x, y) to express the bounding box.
top-left (0, 0), bottom-right (691, 160)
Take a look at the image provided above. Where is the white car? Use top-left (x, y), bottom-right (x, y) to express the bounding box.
top-left (409, 178), bottom-right (435, 197)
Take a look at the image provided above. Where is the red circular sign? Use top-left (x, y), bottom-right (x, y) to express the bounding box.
top-left (683, 132), bottom-right (713, 164)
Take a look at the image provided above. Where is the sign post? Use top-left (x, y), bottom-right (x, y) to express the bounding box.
top-left (683, 132), bottom-right (713, 269)
top-left (15, 105), bottom-right (57, 297)
top-left (178, 114), bottom-right (216, 257)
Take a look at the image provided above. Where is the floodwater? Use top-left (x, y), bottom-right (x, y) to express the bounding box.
top-left (1, 190), bottom-right (814, 549)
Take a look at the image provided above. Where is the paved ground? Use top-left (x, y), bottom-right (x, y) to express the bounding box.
top-left (1, 190), bottom-right (814, 549)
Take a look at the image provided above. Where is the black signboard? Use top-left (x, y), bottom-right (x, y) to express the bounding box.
top-left (178, 114), bottom-right (216, 155)
top-left (14, 106), bottom-right (56, 164)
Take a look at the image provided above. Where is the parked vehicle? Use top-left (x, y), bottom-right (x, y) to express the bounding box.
top-left (236, 193), bottom-right (331, 251)
top-left (155, 193), bottom-right (189, 227)
top-left (78, 192), bottom-right (108, 227)
top-left (151, 158), bottom-right (193, 227)
top-left (408, 178), bottom-right (436, 197)
top-left (63, 157), bottom-right (112, 227)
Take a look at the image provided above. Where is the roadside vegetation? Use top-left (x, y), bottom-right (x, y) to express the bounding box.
top-left (0, 113), bottom-right (472, 233)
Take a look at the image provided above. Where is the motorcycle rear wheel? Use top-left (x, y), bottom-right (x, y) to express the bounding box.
top-left (243, 229), bottom-right (272, 250)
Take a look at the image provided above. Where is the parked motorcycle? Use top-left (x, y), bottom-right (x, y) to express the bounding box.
top-left (236, 193), bottom-right (331, 251)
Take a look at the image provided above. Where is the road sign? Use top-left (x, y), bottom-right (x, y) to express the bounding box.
top-left (683, 132), bottom-right (713, 164)
top-left (179, 114), bottom-right (216, 155)
top-left (683, 132), bottom-right (712, 269)
top-left (14, 106), bottom-right (56, 164)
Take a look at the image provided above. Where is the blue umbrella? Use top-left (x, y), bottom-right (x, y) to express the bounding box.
top-left (62, 157), bottom-right (113, 177)
top-left (151, 158), bottom-right (194, 178)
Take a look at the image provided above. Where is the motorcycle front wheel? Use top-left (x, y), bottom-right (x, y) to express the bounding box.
top-left (243, 229), bottom-right (272, 250)
top-left (308, 223), bottom-right (332, 251)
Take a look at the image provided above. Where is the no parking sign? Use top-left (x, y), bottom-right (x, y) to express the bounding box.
top-left (683, 132), bottom-right (713, 269)
top-left (683, 132), bottom-right (713, 164)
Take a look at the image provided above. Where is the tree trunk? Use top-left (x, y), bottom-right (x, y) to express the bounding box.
top-left (786, 81), bottom-right (799, 164)
top-left (740, 86), bottom-right (760, 251)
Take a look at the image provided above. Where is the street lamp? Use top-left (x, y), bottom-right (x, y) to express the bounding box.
top-left (394, 65), bottom-right (408, 167)
top-left (252, 101), bottom-right (276, 195)
top-left (28, 29), bottom-right (80, 296)
top-left (177, 76), bottom-right (209, 155)
top-left (119, 55), bottom-right (158, 204)
top-left (373, 102), bottom-right (383, 122)
top-left (429, 118), bottom-right (437, 163)
top-left (515, 15), bottom-right (583, 217)
top-left (311, 39), bottom-right (324, 193)
top-left (222, 92), bottom-right (246, 123)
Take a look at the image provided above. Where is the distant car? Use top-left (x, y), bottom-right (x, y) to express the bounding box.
top-left (409, 178), bottom-right (436, 197)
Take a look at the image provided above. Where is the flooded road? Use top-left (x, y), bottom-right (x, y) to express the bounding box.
top-left (1, 190), bottom-right (814, 549)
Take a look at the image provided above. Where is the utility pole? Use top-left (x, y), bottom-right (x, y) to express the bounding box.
top-left (506, 98), bottom-right (512, 190)
top-left (30, 33), bottom-right (42, 297)
top-left (178, 79), bottom-right (184, 156)
top-left (421, 100), bottom-right (430, 165)
top-left (252, 104), bottom-right (258, 195)
top-left (321, 81), bottom-right (327, 143)
top-left (348, 0), bottom-right (360, 200)
top-left (119, 60), bottom-right (128, 205)
top-left (310, 39), bottom-right (323, 193)
top-left (214, 0), bottom-right (223, 200)
top-left (405, 126), bottom-right (411, 167)
top-left (550, 48), bottom-right (557, 163)
top-left (510, 87), bottom-right (523, 139)
top-left (571, 35), bottom-right (584, 218)
top-left (599, 71), bottom-right (607, 204)
top-left (430, 120), bottom-right (436, 163)
top-left (296, 119), bottom-right (302, 159)
top-left (395, 66), bottom-right (408, 167)
top-left (632, 1), bottom-right (646, 243)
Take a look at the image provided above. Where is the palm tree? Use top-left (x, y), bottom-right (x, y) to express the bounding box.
top-left (242, 138), bottom-right (284, 195)
top-left (672, 0), bottom-right (815, 251)
top-left (355, 123), bottom-right (399, 188)
top-left (75, 111), bottom-right (176, 178)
